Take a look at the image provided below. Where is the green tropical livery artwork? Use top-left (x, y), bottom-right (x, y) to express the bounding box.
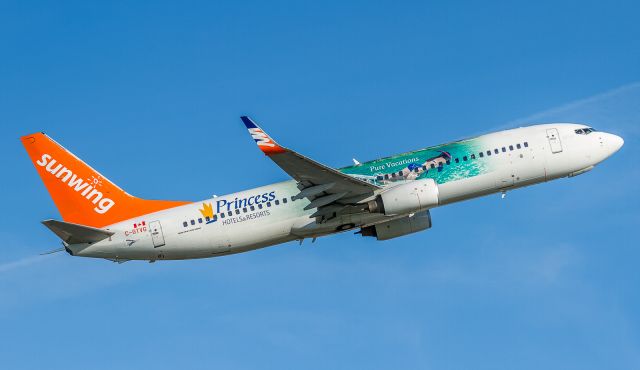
top-left (339, 138), bottom-right (490, 187)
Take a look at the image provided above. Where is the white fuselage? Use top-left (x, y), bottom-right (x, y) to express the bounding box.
top-left (68, 123), bottom-right (623, 261)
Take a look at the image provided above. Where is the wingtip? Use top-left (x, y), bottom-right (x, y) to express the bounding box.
top-left (241, 116), bottom-right (287, 155)
top-left (240, 116), bottom-right (259, 129)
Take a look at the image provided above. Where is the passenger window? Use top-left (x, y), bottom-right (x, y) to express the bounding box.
top-left (190, 220), bottom-right (195, 225)
top-left (509, 145), bottom-right (514, 151)
top-left (283, 198), bottom-right (288, 204)
top-left (258, 204), bottom-right (263, 209)
top-left (198, 218), bottom-right (203, 223)
top-left (391, 173), bottom-right (396, 178)
top-left (455, 158), bottom-right (459, 163)
top-left (250, 205), bottom-right (255, 211)
top-left (471, 154), bottom-right (476, 159)
top-left (220, 213), bottom-right (225, 218)
top-left (235, 209), bottom-right (240, 215)
top-left (398, 171), bottom-right (403, 176)
top-left (267, 202), bottom-right (272, 207)
top-left (479, 152), bottom-right (484, 158)
top-left (228, 211), bottom-right (233, 216)
top-left (524, 142), bottom-right (529, 147)
top-left (377, 175), bottom-right (384, 181)
top-left (212, 215), bottom-right (217, 221)
top-left (501, 147), bottom-right (506, 152)
top-left (290, 196), bottom-right (295, 201)
top-left (422, 165), bottom-right (427, 171)
top-left (446, 160), bottom-right (451, 165)
top-left (487, 150), bottom-right (491, 156)
top-left (384, 174), bottom-right (390, 179)
top-left (183, 221), bottom-right (187, 227)
top-left (430, 163), bottom-right (435, 169)
top-left (517, 143), bottom-right (521, 149)
top-left (463, 156), bottom-right (468, 161)
top-left (205, 216), bottom-right (210, 222)
top-left (242, 208), bottom-right (247, 213)
top-left (494, 149), bottom-right (499, 154)
top-left (275, 200), bottom-right (280, 205)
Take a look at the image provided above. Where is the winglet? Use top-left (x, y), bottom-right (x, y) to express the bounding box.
top-left (241, 116), bottom-right (287, 155)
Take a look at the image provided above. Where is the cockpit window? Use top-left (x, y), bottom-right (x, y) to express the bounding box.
top-left (575, 127), bottom-right (597, 135)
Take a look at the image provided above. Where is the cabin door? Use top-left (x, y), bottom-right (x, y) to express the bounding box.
top-left (149, 220), bottom-right (166, 248)
top-left (546, 128), bottom-right (563, 153)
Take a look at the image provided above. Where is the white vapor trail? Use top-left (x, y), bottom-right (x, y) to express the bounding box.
top-left (0, 254), bottom-right (52, 274)
top-left (505, 81), bottom-right (640, 128)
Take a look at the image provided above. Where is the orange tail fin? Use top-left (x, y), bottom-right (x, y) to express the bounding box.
top-left (21, 133), bottom-right (188, 228)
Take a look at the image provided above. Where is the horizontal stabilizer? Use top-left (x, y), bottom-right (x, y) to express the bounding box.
top-left (42, 219), bottom-right (114, 244)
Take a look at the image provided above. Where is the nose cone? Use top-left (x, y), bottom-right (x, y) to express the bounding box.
top-left (610, 134), bottom-right (624, 153)
top-left (598, 132), bottom-right (624, 163)
top-left (591, 132), bottom-right (624, 165)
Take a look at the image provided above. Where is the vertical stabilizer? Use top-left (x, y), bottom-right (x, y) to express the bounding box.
top-left (21, 133), bottom-right (188, 227)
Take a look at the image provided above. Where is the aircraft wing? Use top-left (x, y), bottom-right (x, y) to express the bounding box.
top-left (241, 116), bottom-right (380, 219)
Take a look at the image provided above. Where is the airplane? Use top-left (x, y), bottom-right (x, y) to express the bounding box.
top-left (21, 118), bottom-right (623, 262)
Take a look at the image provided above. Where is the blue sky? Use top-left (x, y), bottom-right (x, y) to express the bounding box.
top-left (1, 1), bottom-right (639, 369)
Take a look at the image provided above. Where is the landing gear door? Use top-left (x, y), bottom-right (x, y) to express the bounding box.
top-left (546, 128), bottom-right (563, 153)
top-left (149, 220), bottom-right (166, 248)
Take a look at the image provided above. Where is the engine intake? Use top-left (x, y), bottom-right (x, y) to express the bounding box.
top-left (368, 178), bottom-right (439, 215)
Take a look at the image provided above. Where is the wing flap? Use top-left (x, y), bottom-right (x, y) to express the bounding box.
top-left (303, 192), bottom-right (348, 211)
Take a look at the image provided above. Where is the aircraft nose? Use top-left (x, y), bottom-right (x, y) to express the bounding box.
top-left (610, 134), bottom-right (624, 153)
top-left (600, 132), bottom-right (624, 159)
top-left (592, 132), bottom-right (624, 164)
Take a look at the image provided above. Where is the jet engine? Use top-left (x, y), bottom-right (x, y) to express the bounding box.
top-left (359, 210), bottom-right (432, 240)
top-left (367, 178), bottom-right (439, 215)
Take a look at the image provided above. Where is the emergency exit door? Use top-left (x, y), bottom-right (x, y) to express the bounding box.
top-left (546, 128), bottom-right (563, 153)
top-left (149, 220), bottom-right (166, 248)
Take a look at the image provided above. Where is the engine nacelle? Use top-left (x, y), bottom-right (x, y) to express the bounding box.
top-left (360, 210), bottom-right (432, 240)
top-left (368, 178), bottom-right (439, 215)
